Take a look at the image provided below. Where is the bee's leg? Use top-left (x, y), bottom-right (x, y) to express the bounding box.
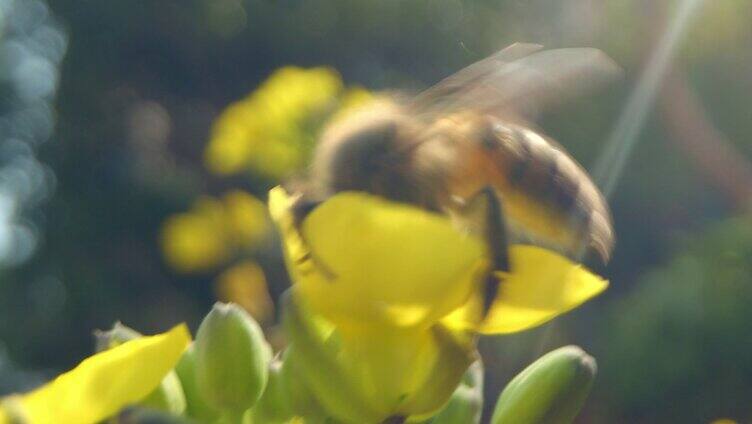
top-left (475, 186), bottom-right (511, 315)
top-left (290, 195), bottom-right (337, 280)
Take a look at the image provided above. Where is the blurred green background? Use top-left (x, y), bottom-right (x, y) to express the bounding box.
top-left (0, 0), bottom-right (750, 422)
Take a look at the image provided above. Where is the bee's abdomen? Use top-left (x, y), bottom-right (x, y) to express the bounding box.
top-left (480, 121), bottom-right (614, 262)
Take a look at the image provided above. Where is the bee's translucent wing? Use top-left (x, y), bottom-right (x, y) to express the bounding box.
top-left (412, 44), bottom-right (621, 120)
top-left (411, 43), bottom-right (544, 110)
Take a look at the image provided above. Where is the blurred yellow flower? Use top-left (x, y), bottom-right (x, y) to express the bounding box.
top-left (205, 66), bottom-right (342, 179)
top-left (0, 325), bottom-right (190, 424)
top-left (223, 190), bottom-right (270, 249)
top-left (166, 65), bottom-right (378, 276)
top-left (161, 191), bottom-right (270, 273)
top-left (215, 260), bottom-right (275, 324)
top-left (161, 197), bottom-right (230, 273)
top-left (204, 66), bottom-right (378, 180)
top-left (269, 186), bottom-right (607, 334)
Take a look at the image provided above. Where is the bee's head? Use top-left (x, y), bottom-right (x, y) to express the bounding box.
top-left (312, 101), bottom-right (437, 207)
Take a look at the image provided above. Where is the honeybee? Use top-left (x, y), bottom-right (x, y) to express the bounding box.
top-left (290, 43), bottom-right (618, 301)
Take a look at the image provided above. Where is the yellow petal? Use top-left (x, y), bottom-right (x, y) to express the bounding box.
top-left (6, 324), bottom-right (190, 424)
top-left (335, 324), bottom-right (443, 415)
top-left (269, 187), bottom-right (488, 328)
top-left (333, 323), bottom-right (474, 418)
top-left (282, 292), bottom-right (474, 421)
top-left (444, 245), bottom-right (607, 334)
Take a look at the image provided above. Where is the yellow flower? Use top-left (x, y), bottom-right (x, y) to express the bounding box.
top-left (269, 186), bottom-right (608, 421)
top-left (161, 197), bottom-right (230, 273)
top-left (0, 325), bottom-right (190, 424)
top-left (160, 191), bottom-right (270, 273)
top-left (269, 186), bottom-right (608, 335)
top-left (223, 190), bottom-right (271, 249)
top-left (205, 66), bottom-right (345, 179)
top-left (215, 260), bottom-right (275, 324)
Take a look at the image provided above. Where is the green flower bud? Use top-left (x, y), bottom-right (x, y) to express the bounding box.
top-left (94, 322), bottom-right (187, 416)
top-left (491, 345), bottom-right (596, 424)
top-left (430, 361), bottom-right (484, 424)
top-left (140, 372), bottom-right (187, 417)
top-left (194, 302), bottom-right (272, 413)
top-left (174, 344), bottom-right (220, 422)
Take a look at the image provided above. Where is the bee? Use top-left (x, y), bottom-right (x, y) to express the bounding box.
top-left (290, 43), bottom-right (619, 305)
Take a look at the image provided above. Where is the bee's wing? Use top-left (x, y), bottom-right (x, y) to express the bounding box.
top-left (411, 43), bottom-right (544, 110)
top-left (412, 44), bottom-right (621, 120)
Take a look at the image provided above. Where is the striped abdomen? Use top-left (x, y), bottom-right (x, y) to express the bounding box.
top-left (440, 116), bottom-right (614, 262)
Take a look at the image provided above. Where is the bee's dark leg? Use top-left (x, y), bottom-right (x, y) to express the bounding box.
top-left (477, 186), bottom-right (511, 315)
top-left (289, 195), bottom-right (337, 280)
top-left (290, 196), bottom-right (322, 229)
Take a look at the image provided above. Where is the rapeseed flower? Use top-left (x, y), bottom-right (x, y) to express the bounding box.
top-left (160, 190), bottom-right (269, 273)
top-left (205, 67), bottom-right (343, 179)
top-left (268, 186), bottom-right (608, 421)
top-left (204, 66), bottom-right (376, 180)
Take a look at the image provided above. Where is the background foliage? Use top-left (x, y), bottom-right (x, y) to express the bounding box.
top-left (0, 0), bottom-right (751, 422)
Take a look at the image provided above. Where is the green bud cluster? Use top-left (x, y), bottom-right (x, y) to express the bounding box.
top-left (95, 301), bottom-right (597, 424)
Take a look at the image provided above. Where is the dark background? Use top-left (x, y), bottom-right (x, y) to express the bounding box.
top-left (0, 0), bottom-right (750, 422)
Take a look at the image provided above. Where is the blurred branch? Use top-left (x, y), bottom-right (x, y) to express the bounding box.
top-left (658, 70), bottom-right (752, 211)
top-left (644, 0), bottom-right (752, 211)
